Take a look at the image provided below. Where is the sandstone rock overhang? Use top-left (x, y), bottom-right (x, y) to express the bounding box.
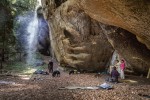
top-left (41, 0), bottom-right (150, 74)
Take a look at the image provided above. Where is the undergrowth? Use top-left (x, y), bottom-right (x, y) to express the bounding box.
top-left (2, 61), bottom-right (47, 75)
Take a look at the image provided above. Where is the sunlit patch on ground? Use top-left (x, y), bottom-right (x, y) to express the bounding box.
top-left (17, 68), bottom-right (37, 80)
top-left (22, 68), bottom-right (37, 75)
top-left (122, 79), bottom-right (138, 84)
top-left (21, 77), bottom-right (31, 80)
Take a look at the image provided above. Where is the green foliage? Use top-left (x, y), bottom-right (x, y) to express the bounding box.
top-left (0, 0), bottom-right (37, 49)
top-left (10, 0), bottom-right (37, 16)
top-left (5, 62), bottom-right (28, 72)
top-left (36, 64), bottom-right (47, 70)
top-left (0, 0), bottom-right (10, 6)
top-left (0, 0), bottom-right (38, 69)
top-left (4, 61), bottom-right (47, 75)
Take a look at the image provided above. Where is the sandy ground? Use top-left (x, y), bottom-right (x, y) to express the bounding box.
top-left (0, 70), bottom-right (150, 100)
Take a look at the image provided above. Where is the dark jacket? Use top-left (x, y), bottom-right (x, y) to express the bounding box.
top-left (111, 70), bottom-right (119, 78)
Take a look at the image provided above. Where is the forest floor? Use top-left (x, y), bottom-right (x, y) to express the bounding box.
top-left (0, 68), bottom-right (150, 100)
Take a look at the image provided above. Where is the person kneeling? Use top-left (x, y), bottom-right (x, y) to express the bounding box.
top-left (110, 67), bottom-right (119, 83)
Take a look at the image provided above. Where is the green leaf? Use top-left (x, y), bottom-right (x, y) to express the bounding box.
top-left (12, 0), bottom-right (16, 4)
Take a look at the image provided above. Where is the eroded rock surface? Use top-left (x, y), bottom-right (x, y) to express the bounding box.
top-left (100, 24), bottom-right (150, 74)
top-left (42, 0), bottom-right (114, 71)
top-left (42, 0), bottom-right (150, 73)
top-left (78, 0), bottom-right (150, 49)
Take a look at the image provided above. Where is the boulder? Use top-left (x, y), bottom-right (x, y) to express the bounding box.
top-left (42, 0), bottom-right (114, 71)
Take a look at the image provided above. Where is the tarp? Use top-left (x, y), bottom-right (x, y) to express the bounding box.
top-left (59, 83), bottom-right (113, 90)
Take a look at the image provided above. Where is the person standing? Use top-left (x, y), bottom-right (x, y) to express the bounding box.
top-left (120, 59), bottom-right (125, 79)
top-left (48, 60), bottom-right (53, 73)
top-left (115, 60), bottom-right (121, 74)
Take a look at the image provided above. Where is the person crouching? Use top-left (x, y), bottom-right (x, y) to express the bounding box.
top-left (110, 67), bottom-right (120, 83)
top-left (52, 69), bottom-right (60, 77)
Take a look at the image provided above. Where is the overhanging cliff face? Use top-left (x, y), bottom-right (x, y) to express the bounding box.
top-left (77, 0), bottom-right (150, 73)
top-left (79, 0), bottom-right (150, 50)
top-left (42, 0), bottom-right (150, 73)
top-left (100, 24), bottom-right (150, 74)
